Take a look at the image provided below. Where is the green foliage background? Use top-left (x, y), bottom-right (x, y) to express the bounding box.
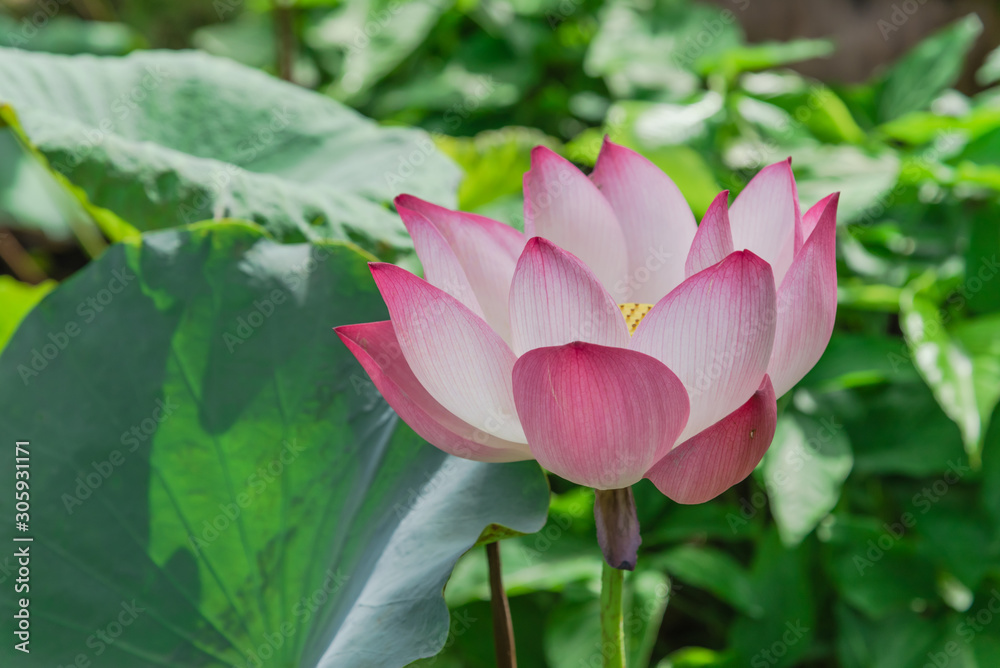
top-left (1, 0), bottom-right (1000, 666)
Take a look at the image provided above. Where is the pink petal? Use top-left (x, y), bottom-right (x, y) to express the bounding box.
top-left (509, 237), bottom-right (631, 356)
top-left (512, 342), bottom-right (689, 489)
top-left (523, 146), bottom-right (629, 293)
top-left (630, 251), bottom-right (776, 443)
top-left (645, 376), bottom-right (777, 504)
top-left (799, 193), bottom-right (837, 246)
top-left (729, 159), bottom-right (800, 285)
top-left (336, 322), bottom-right (531, 462)
top-left (768, 193), bottom-right (839, 397)
top-left (370, 262), bottom-right (526, 443)
top-left (397, 205), bottom-right (484, 319)
top-left (590, 139), bottom-right (697, 303)
top-left (396, 195), bottom-right (526, 342)
top-left (684, 190), bottom-right (734, 277)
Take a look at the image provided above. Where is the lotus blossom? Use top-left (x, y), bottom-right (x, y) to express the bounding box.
top-left (336, 139), bottom-right (838, 505)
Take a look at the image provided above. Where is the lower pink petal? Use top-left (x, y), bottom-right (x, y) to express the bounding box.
top-left (645, 376), bottom-right (777, 504)
top-left (768, 193), bottom-right (839, 397)
top-left (512, 342), bottom-right (689, 489)
top-left (336, 322), bottom-right (531, 462)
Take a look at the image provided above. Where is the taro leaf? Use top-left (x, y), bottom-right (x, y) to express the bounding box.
top-left (0, 222), bottom-right (548, 667)
top-left (0, 47), bottom-right (460, 253)
top-left (876, 14), bottom-right (983, 123)
top-left (900, 273), bottom-right (1000, 466)
top-left (759, 414), bottom-right (852, 546)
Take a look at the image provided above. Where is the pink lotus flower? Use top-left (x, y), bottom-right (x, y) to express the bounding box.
top-left (336, 140), bottom-right (838, 504)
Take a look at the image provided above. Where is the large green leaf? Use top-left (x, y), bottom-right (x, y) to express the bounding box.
top-left (0, 47), bottom-right (460, 252)
top-left (0, 223), bottom-right (549, 667)
top-left (900, 273), bottom-right (1000, 466)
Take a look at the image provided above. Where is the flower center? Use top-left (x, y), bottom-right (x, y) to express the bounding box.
top-left (618, 303), bottom-right (654, 336)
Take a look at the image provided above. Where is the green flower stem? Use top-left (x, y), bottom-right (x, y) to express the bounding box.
top-left (487, 541), bottom-right (517, 668)
top-left (600, 559), bottom-right (625, 668)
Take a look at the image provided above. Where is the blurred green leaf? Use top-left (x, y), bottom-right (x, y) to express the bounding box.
top-left (727, 530), bottom-right (814, 668)
top-left (695, 39), bottom-right (834, 80)
top-left (585, 0), bottom-right (740, 99)
top-left (800, 332), bottom-right (920, 391)
top-left (435, 127), bottom-right (560, 211)
top-left (0, 14), bottom-right (143, 55)
top-left (309, 0), bottom-right (455, 100)
top-left (652, 544), bottom-right (757, 615)
top-left (875, 14), bottom-right (983, 123)
top-left (821, 514), bottom-right (938, 620)
top-left (760, 414), bottom-right (853, 546)
top-left (976, 44), bottom-right (1000, 86)
top-left (900, 272), bottom-right (1000, 466)
top-left (835, 604), bottom-right (945, 668)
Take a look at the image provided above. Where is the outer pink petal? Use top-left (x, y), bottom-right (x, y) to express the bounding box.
top-left (336, 322), bottom-right (531, 462)
top-left (512, 343), bottom-right (689, 489)
top-left (684, 190), bottom-right (734, 277)
top-left (396, 194), bottom-right (526, 342)
top-left (370, 262), bottom-right (526, 443)
top-left (768, 193), bottom-right (839, 397)
top-left (523, 146), bottom-right (629, 293)
top-left (645, 376), bottom-right (777, 504)
top-left (799, 193), bottom-right (837, 246)
top-left (590, 139), bottom-right (697, 303)
top-left (729, 159), bottom-right (800, 285)
top-left (630, 251), bottom-right (776, 443)
top-left (397, 206), bottom-right (484, 319)
top-left (509, 237), bottom-right (631, 356)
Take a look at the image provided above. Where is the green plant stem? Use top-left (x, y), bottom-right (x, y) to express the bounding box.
top-left (600, 560), bottom-right (625, 668)
top-left (274, 1), bottom-right (295, 83)
top-left (487, 541), bottom-right (517, 668)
